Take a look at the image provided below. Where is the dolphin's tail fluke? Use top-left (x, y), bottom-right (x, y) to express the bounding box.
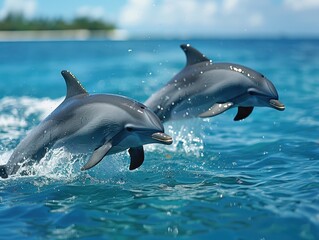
top-left (0, 165), bottom-right (8, 179)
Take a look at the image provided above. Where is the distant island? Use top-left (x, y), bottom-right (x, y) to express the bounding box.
top-left (0, 14), bottom-right (128, 40)
top-left (0, 14), bottom-right (115, 31)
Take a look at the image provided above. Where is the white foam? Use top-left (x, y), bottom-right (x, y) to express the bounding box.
top-left (0, 96), bottom-right (63, 169)
top-left (0, 96), bottom-right (63, 120)
top-left (0, 150), bottom-right (13, 165)
top-left (0, 115), bottom-right (27, 128)
top-left (0, 96), bottom-right (62, 139)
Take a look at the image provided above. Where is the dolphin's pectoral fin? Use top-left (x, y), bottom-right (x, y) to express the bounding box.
top-left (81, 142), bottom-right (112, 171)
top-left (0, 165), bottom-right (8, 179)
top-left (128, 146), bottom-right (144, 170)
top-left (198, 102), bottom-right (234, 118)
top-left (234, 106), bottom-right (254, 121)
top-left (61, 70), bottom-right (88, 100)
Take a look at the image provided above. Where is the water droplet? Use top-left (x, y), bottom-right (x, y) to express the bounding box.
top-left (236, 178), bottom-right (243, 184)
top-left (168, 226), bottom-right (179, 235)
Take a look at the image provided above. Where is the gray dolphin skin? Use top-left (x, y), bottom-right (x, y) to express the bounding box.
top-left (144, 44), bottom-right (285, 123)
top-left (0, 71), bottom-right (172, 178)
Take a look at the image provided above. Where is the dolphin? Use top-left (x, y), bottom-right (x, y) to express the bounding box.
top-left (144, 44), bottom-right (285, 122)
top-left (0, 70), bottom-right (172, 178)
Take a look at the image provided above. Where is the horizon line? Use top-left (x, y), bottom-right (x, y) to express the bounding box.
top-left (0, 29), bottom-right (318, 42)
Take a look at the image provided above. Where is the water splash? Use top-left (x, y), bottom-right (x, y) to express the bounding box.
top-left (146, 121), bottom-right (205, 159)
top-left (166, 123), bottom-right (204, 157)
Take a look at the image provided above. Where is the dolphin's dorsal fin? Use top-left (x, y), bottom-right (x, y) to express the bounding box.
top-left (61, 70), bottom-right (88, 99)
top-left (180, 44), bottom-right (210, 66)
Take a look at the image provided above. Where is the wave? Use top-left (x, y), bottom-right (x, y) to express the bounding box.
top-left (0, 96), bottom-right (63, 140)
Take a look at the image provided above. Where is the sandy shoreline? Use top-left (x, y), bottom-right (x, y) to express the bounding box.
top-left (0, 29), bottom-right (128, 41)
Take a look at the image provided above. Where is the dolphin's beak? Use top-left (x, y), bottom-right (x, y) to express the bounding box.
top-left (269, 99), bottom-right (285, 111)
top-left (152, 132), bottom-right (173, 145)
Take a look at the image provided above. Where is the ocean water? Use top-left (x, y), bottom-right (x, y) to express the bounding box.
top-left (0, 39), bottom-right (318, 239)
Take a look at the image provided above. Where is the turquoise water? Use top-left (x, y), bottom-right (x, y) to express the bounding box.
top-left (0, 39), bottom-right (318, 239)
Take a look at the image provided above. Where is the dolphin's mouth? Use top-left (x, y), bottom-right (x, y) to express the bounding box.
top-left (269, 99), bottom-right (285, 111)
top-left (151, 132), bottom-right (173, 145)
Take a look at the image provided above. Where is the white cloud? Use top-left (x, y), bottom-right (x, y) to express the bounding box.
top-left (115, 0), bottom-right (313, 37)
top-left (75, 5), bottom-right (106, 20)
top-left (119, 0), bottom-right (217, 36)
top-left (120, 0), bottom-right (152, 25)
top-left (0, 0), bottom-right (36, 19)
top-left (249, 13), bottom-right (264, 27)
top-left (223, 0), bottom-right (239, 14)
top-left (118, 0), bottom-right (277, 37)
top-left (284, 0), bottom-right (319, 11)
top-left (156, 0), bottom-right (217, 26)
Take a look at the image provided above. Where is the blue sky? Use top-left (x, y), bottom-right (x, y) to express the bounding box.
top-left (0, 0), bottom-right (318, 38)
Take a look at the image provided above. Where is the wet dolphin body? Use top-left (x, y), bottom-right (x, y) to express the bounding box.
top-left (145, 44), bottom-right (285, 123)
top-left (0, 71), bottom-right (172, 178)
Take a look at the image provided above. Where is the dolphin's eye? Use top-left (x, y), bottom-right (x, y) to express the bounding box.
top-left (126, 127), bottom-right (133, 132)
top-left (140, 106), bottom-right (145, 109)
top-left (261, 74), bottom-right (264, 78)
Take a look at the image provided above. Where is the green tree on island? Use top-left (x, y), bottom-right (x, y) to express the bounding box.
top-left (0, 13), bottom-right (115, 31)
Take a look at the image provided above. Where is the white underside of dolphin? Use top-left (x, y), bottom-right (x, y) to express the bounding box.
top-left (144, 44), bottom-right (285, 123)
top-left (0, 71), bottom-right (172, 178)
